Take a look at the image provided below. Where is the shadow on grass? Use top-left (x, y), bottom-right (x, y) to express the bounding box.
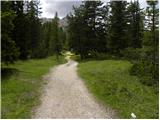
top-left (1, 68), bottom-right (19, 80)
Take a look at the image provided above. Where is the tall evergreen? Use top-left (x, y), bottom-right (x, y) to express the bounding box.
top-left (84, 1), bottom-right (107, 52)
top-left (11, 1), bottom-right (31, 59)
top-left (146, 0), bottom-right (159, 47)
top-left (59, 27), bottom-right (66, 49)
top-left (67, 1), bottom-right (108, 59)
top-left (127, 0), bottom-right (143, 48)
top-left (108, 1), bottom-right (128, 55)
top-left (103, 2), bottom-right (110, 51)
top-left (26, 1), bottom-right (42, 58)
top-left (1, 1), bottom-right (19, 64)
top-left (54, 12), bottom-right (61, 59)
top-left (42, 22), bottom-right (52, 56)
top-left (145, 0), bottom-right (159, 63)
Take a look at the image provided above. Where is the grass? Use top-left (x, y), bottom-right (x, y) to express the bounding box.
top-left (77, 60), bottom-right (158, 119)
top-left (1, 56), bottom-right (65, 119)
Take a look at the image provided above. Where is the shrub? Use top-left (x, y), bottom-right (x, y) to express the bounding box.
top-left (121, 47), bottom-right (155, 62)
top-left (120, 47), bottom-right (141, 60)
top-left (130, 60), bottom-right (159, 88)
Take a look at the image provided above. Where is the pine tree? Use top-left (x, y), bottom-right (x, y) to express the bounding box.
top-left (11, 1), bottom-right (31, 59)
top-left (146, 0), bottom-right (159, 47)
top-left (26, 1), bottom-right (42, 58)
top-left (108, 1), bottom-right (128, 55)
top-left (67, 5), bottom-right (87, 59)
top-left (67, 1), bottom-right (108, 59)
top-left (43, 22), bottom-right (52, 56)
top-left (59, 27), bottom-right (66, 49)
top-left (145, 0), bottom-right (159, 63)
top-left (127, 0), bottom-right (143, 48)
top-left (83, 1), bottom-right (107, 52)
top-left (102, 2), bottom-right (110, 52)
top-left (54, 12), bottom-right (61, 59)
top-left (1, 1), bottom-right (19, 64)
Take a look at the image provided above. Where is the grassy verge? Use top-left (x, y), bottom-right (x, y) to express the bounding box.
top-left (78, 60), bottom-right (158, 119)
top-left (1, 56), bottom-right (65, 118)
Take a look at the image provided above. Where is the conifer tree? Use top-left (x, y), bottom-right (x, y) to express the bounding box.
top-left (1, 1), bottom-right (19, 64)
top-left (54, 12), bottom-right (61, 59)
top-left (11, 1), bottom-right (31, 59)
top-left (108, 1), bottom-right (128, 55)
top-left (146, 0), bottom-right (159, 47)
top-left (127, 0), bottom-right (143, 48)
top-left (26, 1), bottom-right (42, 58)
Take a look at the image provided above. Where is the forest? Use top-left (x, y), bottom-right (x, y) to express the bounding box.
top-left (2, 1), bottom-right (66, 62)
top-left (1, 0), bottom-right (159, 119)
top-left (67, 0), bottom-right (159, 90)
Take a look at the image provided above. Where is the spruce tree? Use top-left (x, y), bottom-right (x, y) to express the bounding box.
top-left (108, 1), bottom-right (128, 55)
top-left (1, 1), bottom-right (19, 64)
top-left (11, 1), bottom-right (31, 59)
top-left (26, 1), bottom-right (42, 58)
top-left (146, 0), bottom-right (159, 47)
top-left (67, 1), bottom-right (108, 59)
top-left (127, 0), bottom-right (143, 48)
top-left (54, 12), bottom-right (61, 59)
top-left (145, 0), bottom-right (159, 63)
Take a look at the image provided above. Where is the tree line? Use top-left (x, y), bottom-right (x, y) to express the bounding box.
top-left (67, 0), bottom-right (158, 89)
top-left (2, 1), bottom-right (65, 64)
top-left (67, 0), bottom-right (158, 59)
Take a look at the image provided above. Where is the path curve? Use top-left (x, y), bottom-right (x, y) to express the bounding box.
top-left (32, 59), bottom-right (116, 119)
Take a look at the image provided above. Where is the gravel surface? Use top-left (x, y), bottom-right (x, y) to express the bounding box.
top-left (32, 59), bottom-right (117, 119)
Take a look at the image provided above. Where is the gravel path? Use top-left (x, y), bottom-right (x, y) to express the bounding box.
top-left (32, 59), bottom-right (117, 119)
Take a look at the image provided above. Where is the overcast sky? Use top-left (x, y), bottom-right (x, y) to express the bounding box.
top-left (40, 0), bottom-right (147, 19)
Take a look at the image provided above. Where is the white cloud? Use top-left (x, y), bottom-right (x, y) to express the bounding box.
top-left (40, 0), bottom-right (81, 18)
top-left (40, 0), bottom-right (148, 18)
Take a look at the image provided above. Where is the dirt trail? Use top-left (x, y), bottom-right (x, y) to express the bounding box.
top-left (32, 58), bottom-right (116, 119)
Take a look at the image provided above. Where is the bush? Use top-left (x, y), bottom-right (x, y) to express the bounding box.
top-left (121, 47), bottom-right (155, 62)
top-left (130, 60), bottom-right (159, 88)
top-left (121, 47), bottom-right (141, 60)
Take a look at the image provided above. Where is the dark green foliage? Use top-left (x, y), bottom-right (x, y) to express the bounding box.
top-left (126, 0), bottom-right (143, 48)
top-left (59, 27), bottom-right (67, 49)
top-left (41, 22), bottom-right (52, 56)
top-left (11, 1), bottom-right (31, 59)
top-left (123, 48), bottom-right (158, 90)
top-left (129, 0), bottom-right (159, 89)
top-left (1, 35), bottom-right (20, 64)
top-left (67, 1), bottom-right (107, 59)
top-left (121, 47), bottom-right (141, 60)
top-left (130, 60), bottom-right (158, 88)
top-left (121, 47), bottom-right (153, 61)
top-left (1, 1), bottom-right (19, 64)
top-left (145, 0), bottom-right (159, 49)
top-left (40, 13), bottom-right (65, 58)
top-left (54, 12), bottom-right (62, 59)
top-left (108, 1), bottom-right (128, 54)
top-left (1, 1), bottom-right (50, 62)
top-left (26, 1), bottom-right (42, 58)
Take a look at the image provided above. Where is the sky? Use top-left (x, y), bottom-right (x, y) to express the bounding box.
top-left (40, 0), bottom-right (148, 19)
